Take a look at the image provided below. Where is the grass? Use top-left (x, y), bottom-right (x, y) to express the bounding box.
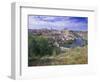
top-left (28, 46), bottom-right (88, 66)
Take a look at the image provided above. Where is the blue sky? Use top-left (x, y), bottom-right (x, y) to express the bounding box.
top-left (28, 15), bottom-right (88, 31)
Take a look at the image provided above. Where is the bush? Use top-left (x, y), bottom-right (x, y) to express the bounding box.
top-left (28, 35), bottom-right (58, 57)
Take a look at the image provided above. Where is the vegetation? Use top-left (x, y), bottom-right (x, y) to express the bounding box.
top-left (28, 46), bottom-right (88, 66)
top-left (28, 34), bottom-right (61, 58)
top-left (28, 31), bottom-right (88, 66)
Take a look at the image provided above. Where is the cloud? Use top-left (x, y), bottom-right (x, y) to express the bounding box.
top-left (28, 15), bottom-right (88, 31)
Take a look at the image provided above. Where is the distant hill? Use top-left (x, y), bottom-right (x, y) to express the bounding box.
top-left (28, 28), bottom-right (87, 39)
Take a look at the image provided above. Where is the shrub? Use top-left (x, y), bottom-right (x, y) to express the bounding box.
top-left (28, 35), bottom-right (59, 57)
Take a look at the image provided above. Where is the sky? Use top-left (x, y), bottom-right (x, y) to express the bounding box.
top-left (28, 15), bottom-right (88, 31)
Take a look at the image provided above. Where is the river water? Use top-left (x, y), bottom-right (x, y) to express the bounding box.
top-left (64, 38), bottom-right (87, 48)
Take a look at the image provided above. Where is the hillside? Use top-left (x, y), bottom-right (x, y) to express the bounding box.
top-left (28, 28), bottom-right (88, 66)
